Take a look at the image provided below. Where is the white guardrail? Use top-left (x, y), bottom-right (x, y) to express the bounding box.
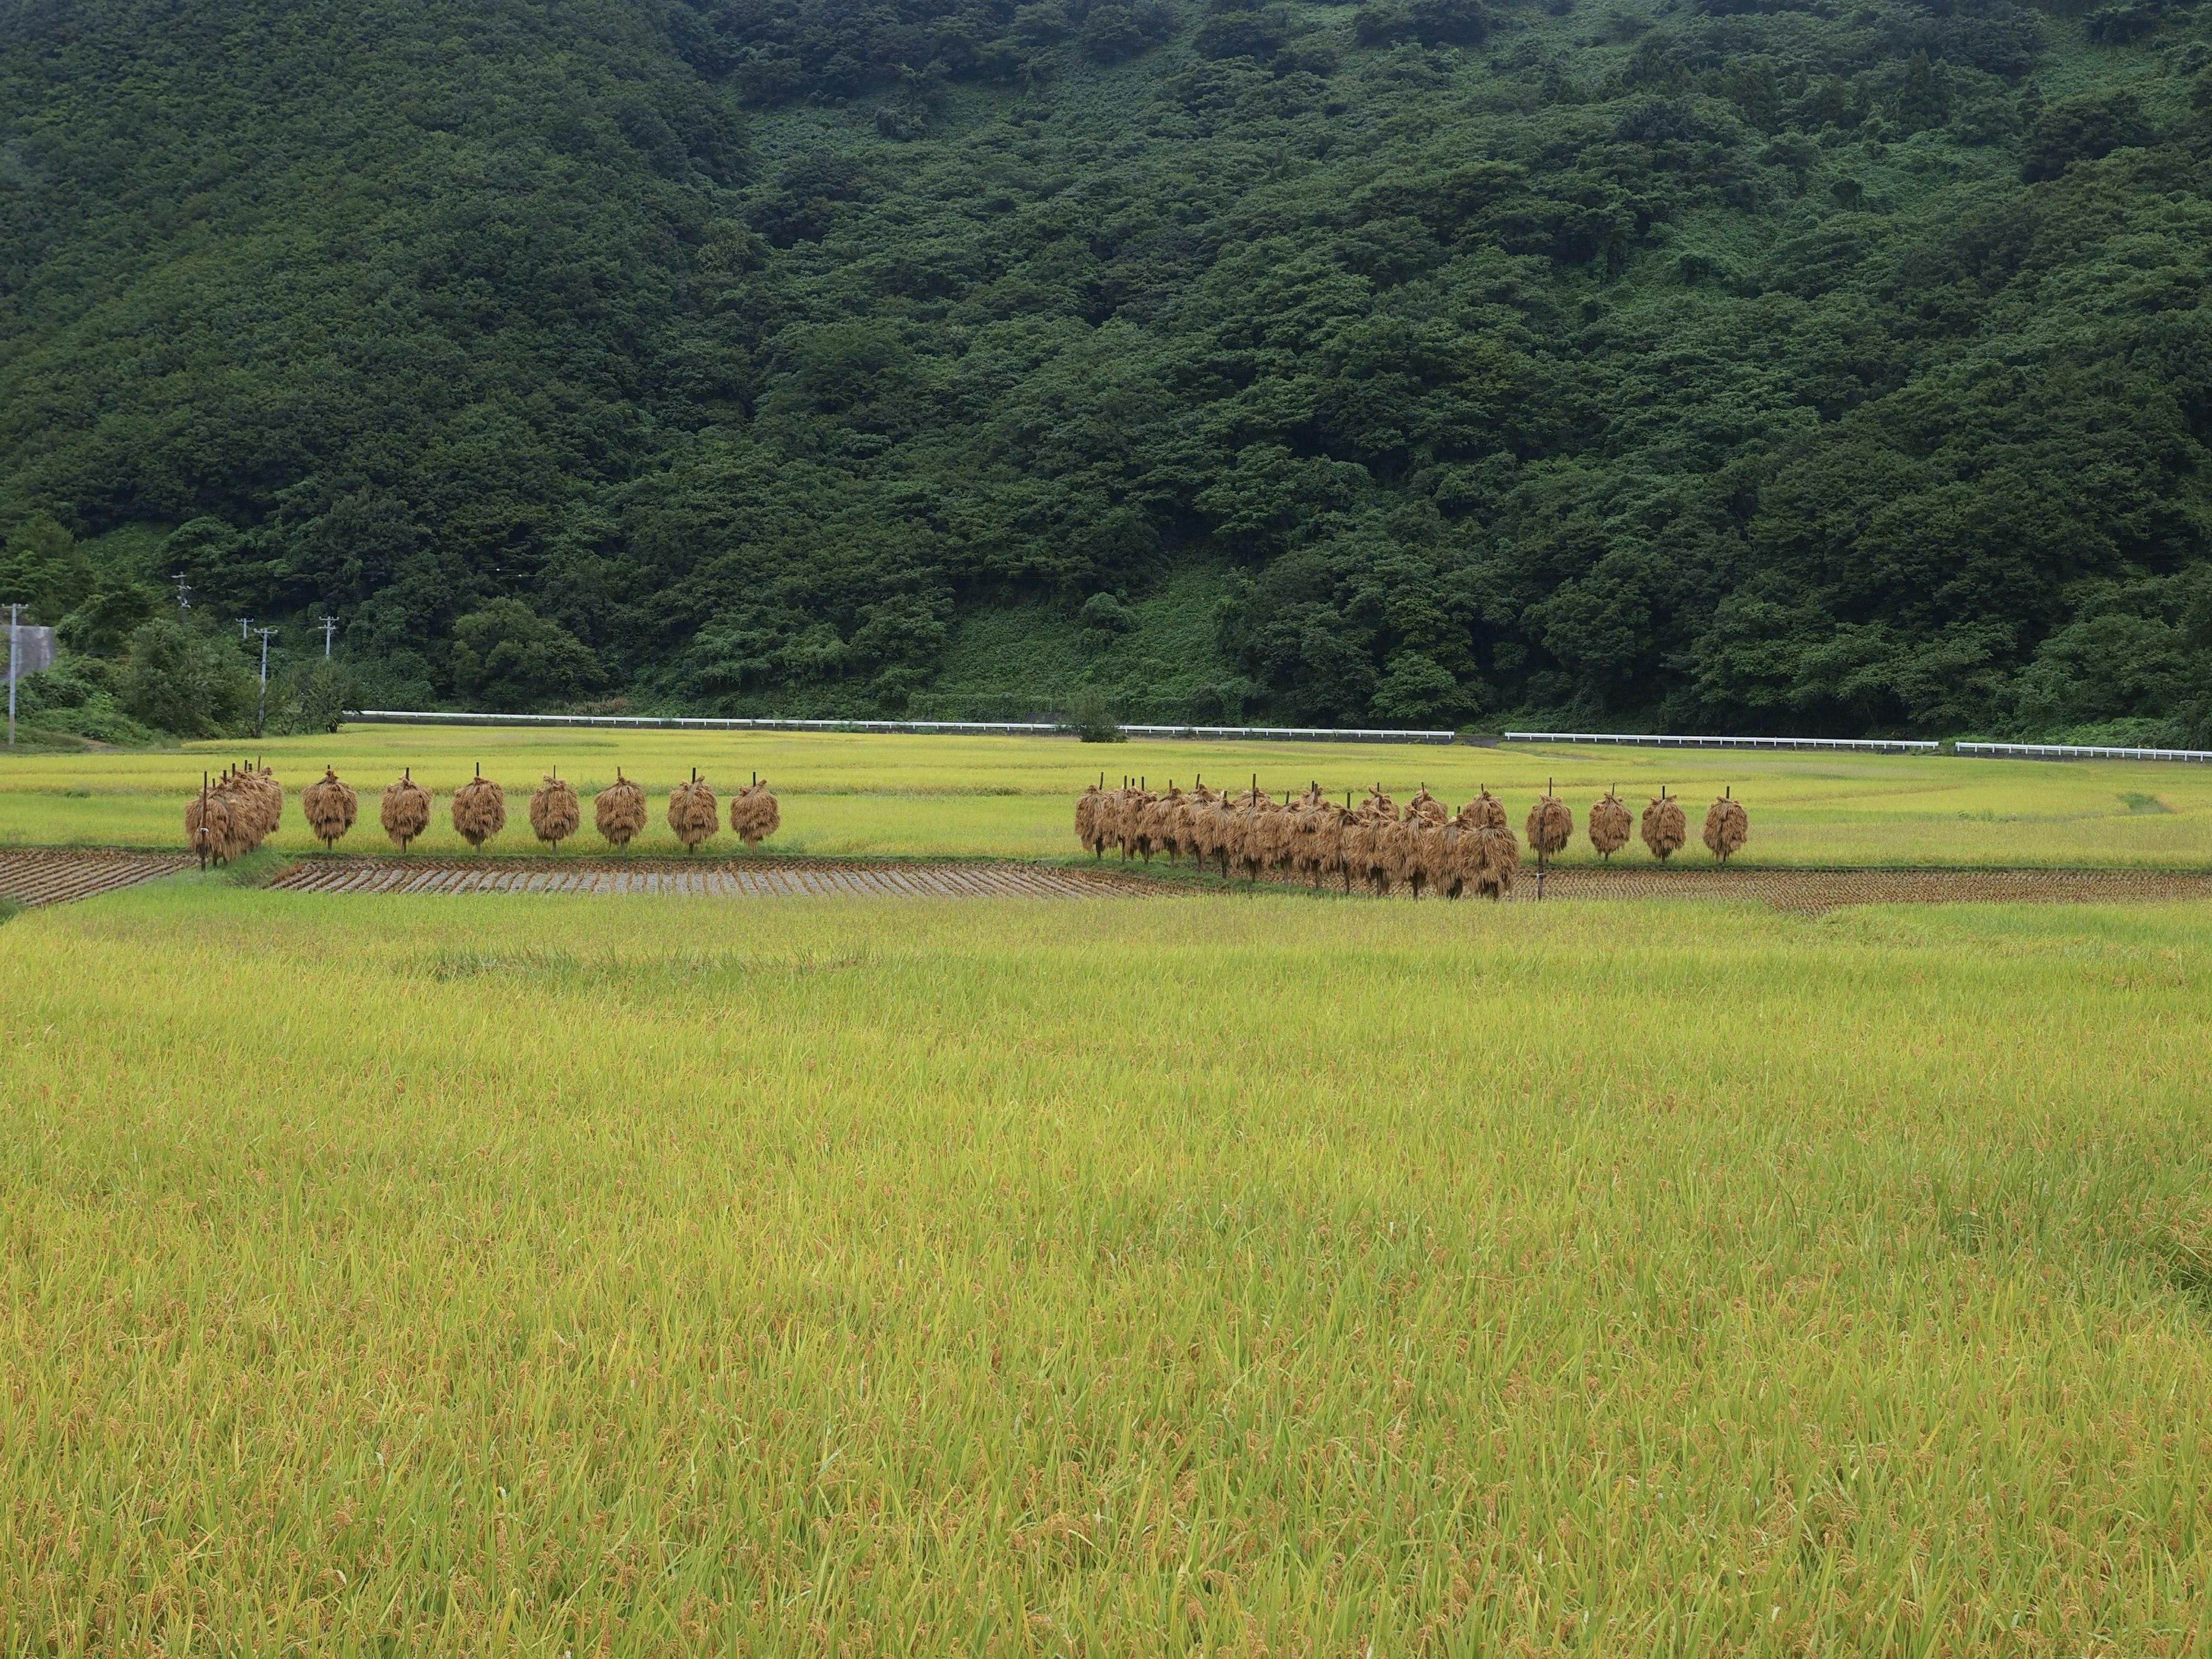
top-left (1956, 741), bottom-right (2212, 763)
top-left (1505, 730), bottom-right (1938, 754)
top-left (344, 711), bottom-right (1459, 744)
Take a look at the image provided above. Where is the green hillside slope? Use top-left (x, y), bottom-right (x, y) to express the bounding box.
top-left (3, 0), bottom-right (2210, 738)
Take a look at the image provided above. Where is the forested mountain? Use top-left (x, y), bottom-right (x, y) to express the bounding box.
top-left (3, 0), bottom-right (2211, 739)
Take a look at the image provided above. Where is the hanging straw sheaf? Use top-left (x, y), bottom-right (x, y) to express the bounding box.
top-left (529, 772), bottom-right (581, 847)
top-left (595, 770), bottom-right (647, 849)
top-left (1703, 790), bottom-right (1749, 863)
top-left (301, 767), bottom-right (358, 850)
top-left (184, 774), bottom-right (237, 866)
top-left (668, 771), bottom-right (720, 853)
top-left (1588, 790), bottom-right (1632, 860)
top-left (1526, 793), bottom-right (1572, 862)
top-left (1075, 782), bottom-right (1105, 857)
top-left (451, 767), bottom-right (506, 850)
top-left (381, 770), bottom-right (431, 851)
top-left (729, 778), bottom-right (780, 847)
top-left (1457, 789), bottom-right (1506, 832)
top-left (1642, 788), bottom-right (1687, 861)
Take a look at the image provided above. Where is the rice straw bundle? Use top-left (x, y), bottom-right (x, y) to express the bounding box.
top-left (1703, 789), bottom-right (1749, 863)
top-left (1404, 786), bottom-right (1446, 827)
top-left (184, 775), bottom-right (234, 866)
top-left (529, 772), bottom-right (581, 847)
top-left (729, 777), bottom-right (780, 847)
top-left (595, 770), bottom-right (647, 849)
top-left (1121, 781), bottom-right (1159, 861)
top-left (1588, 789), bottom-right (1631, 860)
top-left (1457, 789), bottom-right (1506, 832)
top-left (668, 770), bottom-right (720, 852)
top-left (1642, 787), bottom-right (1687, 861)
top-left (1141, 784), bottom-right (1184, 864)
top-left (301, 767), bottom-right (358, 849)
top-left (1075, 781), bottom-right (1104, 856)
top-left (1465, 824), bottom-right (1519, 900)
top-left (1526, 786), bottom-right (1572, 868)
top-left (380, 769), bottom-right (431, 851)
top-left (450, 766), bottom-right (506, 849)
top-left (1230, 785), bottom-right (1272, 882)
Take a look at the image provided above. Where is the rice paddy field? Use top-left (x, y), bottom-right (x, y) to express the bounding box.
top-left (2, 724), bottom-right (2210, 865)
top-left (4, 730), bottom-right (2212, 1652)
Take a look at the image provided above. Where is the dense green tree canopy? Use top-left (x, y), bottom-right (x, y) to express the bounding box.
top-left (4, 0), bottom-right (2211, 738)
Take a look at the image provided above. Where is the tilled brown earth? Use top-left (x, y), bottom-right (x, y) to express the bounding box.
top-left (0, 849), bottom-right (195, 907)
top-left (270, 855), bottom-right (1161, 899)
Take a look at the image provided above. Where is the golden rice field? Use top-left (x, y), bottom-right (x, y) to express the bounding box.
top-left (1, 725), bottom-right (2210, 865)
top-left (4, 878), bottom-right (2211, 1653)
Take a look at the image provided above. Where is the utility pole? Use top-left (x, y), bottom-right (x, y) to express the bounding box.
top-left (6, 603), bottom-right (17, 750)
top-left (240, 616), bottom-right (251, 641)
top-left (320, 615), bottom-right (338, 657)
top-left (171, 573), bottom-right (191, 615)
top-left (255, 627), bottom-right (277, 737)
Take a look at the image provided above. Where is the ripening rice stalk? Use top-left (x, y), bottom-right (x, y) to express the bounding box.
top-left (1642, 787), bottom-right (1687, 861)
top-left (729, 778), bottom-right (781, 848)
top-left (667, 770), bottom-right (719, 853)
top-left (1588, 789), bottom-right (1632, 860)
top-left (380, 769), bottom-right (431, 852)
top-left (451, 766), bottom-right (506, 850)
top-left (1526, 789), bottom-right (1573, 870)
top-left (529, 772), bottom-right (581, 847)
top-left (1703, 789), bottom-right (1749, 863)
top-left (595, 770), bottom-right (647, 850)
top-left (301, 767), bottom-right (358, 850)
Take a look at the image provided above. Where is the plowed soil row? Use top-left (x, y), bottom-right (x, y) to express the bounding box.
top-left (270, 855), bottom-right (1160, 899)
top-left (0, 849), bottom-right (195, 907)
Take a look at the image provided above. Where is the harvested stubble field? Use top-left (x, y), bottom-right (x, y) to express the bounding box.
top-left (2, 727), bottom-right (2211, 867)
top-left (0, 847), bottom-right (192, 907)
top-left (271, 854), bottom-right (1155, 899)
top-left (3, 880), bottom-right (2211, 1652)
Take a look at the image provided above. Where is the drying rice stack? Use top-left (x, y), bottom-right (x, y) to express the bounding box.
top-left (1588, 790), bottom-right (1632, 860)
top-left (1194, 789), bottom-right (1240, 877)
top-left (1380, 803), bottom-right (1433, 899)
top-left (1642, 788), bottom-right (1687, 861)
top-left (195, 763), bottom-right (278, 860)
top-left (451, 767), bottom-right (506, 849)
top-left (668, 771), bottom-right (720, 852)
top-left (1403, 787), bottom-right (1446, 827)
top-left (184, 776), bottom-right (237, 866)
top-left (1526, 791), bottom-right (1573, 868)
top-left (1459, 789), bottom-right (1506, 832)
top-left (1229, 787), bottom-right (1273, 882)
top-left (1703, 790), bottom-right (1749, 863)
top-left (1462, 822), bottom-right (1519, 900)
top-left (596, 770), bottom-right (647, 849)
top-left (237, 764), bottom-right (283, 841)
top-left (729, 779), bottom-right (781, 847)
top-left (381, 770), bottom-right (431, 851)
top-left (1346, 791), bottom-right (1395, 896)
top-left (1141, 785), bottom-right (1185, 864)
top-left (529, 773), bottom-right (581, 847)
top-left (1075, 783), bottom-right (1104, 857)
top-left (1120, 783), bottom-right (1160, 861)
top-left (301, 767), bottom-right (358, 849)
